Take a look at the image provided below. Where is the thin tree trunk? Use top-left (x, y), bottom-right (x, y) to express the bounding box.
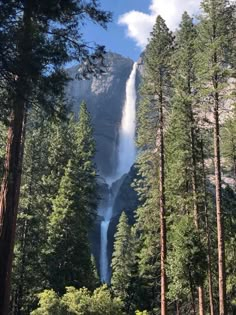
top-left (213, 89), bottom-right (226, 315)
top-left (189, 72), bottom-right (205, 315)
top-left (16, 219), bottom-right (28, 315)
top-left (200, 139), bottom-right (215, 315)
top-left (0, 105), bottom-right (26, 315)
top-left (189, 270), bottom-right (196, 315)
top-left (176, 300), bottom-right (181, 315)
top-left (213, 48), bottom-right (226, 313)
top-left (233, 154), bottom-right (236, 190)
top-left (159, 87), bottom-right (167, 315)
top-left (191, 128), bottom-right (205, 315)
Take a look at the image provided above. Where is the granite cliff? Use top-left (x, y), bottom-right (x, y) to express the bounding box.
top-left (66, 52), bottom-right (141, 278)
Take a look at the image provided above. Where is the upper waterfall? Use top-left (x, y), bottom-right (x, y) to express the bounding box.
top-left (116, 62), bottom-right (137, 178)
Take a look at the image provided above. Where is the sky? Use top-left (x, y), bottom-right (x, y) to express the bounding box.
top-left (83, 0), bottom-right (202, 61)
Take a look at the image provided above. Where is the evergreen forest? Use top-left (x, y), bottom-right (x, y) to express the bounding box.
top-left (0, 1), bottom-right (236, 315)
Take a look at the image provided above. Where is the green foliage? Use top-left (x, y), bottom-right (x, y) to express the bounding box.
top-left (31, 285), bottom-right (124, 315)
top-left (42, 115), bottom-right (75, 200)
top-left (11, 109), bottom-right (52, 313)
top-left (46, 103), bottom-right (97, 293)
top-left (223, 186), bottom-right (236, 310)
top-left (195, 0), bottom-right (234, 96)
top-left (133, 15), bottom-right (174, 313)
top-left (165, 12), bottom-right (198, 213)
top-left (11, 103), bottom-right (98, 312)
top-left (0, 1), bottom-right (112, 114)
top-left (31, 290), bottom-right (65, 315)
top-left (111, 212), bottom-right (137, 312)
top-left (5, 1), bottom-right (236, 314)
top-left (221, 110), bottom-right (236, 181)
top-left (167, 216), bottom-right (207, 300)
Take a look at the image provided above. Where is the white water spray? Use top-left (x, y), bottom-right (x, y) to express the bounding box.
top-left (117, 62), bottom-right (137, 177)
top-left (100, 193), bottom-right (113, 283)
top-left (99, 62), bottom-right (138, 283)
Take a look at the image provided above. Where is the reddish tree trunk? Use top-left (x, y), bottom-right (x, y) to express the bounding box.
top-left (0, 104), bottom-right (26, 315)
top-left (200, 139), bottom-right (215, 315)
top-left (0, 2), bottom-right (32, 313)
top-left (159, 89), bottom-right (167, 315)
top-left (189, 72), bottom-right (205, 315)
top-left (189, 270), bottom-right (196, 315)
top-left (213, 89), bottom-right (226, 315)
top-left (212, 16), bottom-right (226, 310)
top-left (198, 287), bottom-right (205, 315)
top-left (191, 129), bottom-right (205, 315)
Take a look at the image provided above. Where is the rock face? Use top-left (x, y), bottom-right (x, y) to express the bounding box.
top-left (66, 52), bottom-right (141, 279)
top-left (66, 52), bottom-right (134, 178)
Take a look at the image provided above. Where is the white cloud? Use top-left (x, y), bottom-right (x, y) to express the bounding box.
top-left (118, 0), bottom-right (201, 49)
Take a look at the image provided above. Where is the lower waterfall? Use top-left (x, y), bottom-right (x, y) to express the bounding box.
top-left (99, 62), bottom-right (137, 283)
top-left (100, 192), bottom-right (113, 283)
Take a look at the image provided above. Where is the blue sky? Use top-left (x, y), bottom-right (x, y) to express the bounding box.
top-left (83, 0), bottom-right (201, 61)
top-left (83, 0), bottom-right (149, 61)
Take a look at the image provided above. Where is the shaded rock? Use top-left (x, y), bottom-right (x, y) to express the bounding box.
top-left (66, 53), bottom-right (134, 178)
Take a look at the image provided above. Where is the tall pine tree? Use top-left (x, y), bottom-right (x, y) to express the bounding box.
top-left (0, 3), bottom-right (111, 313)
top-left (165, 12), bottom-right (207, 314)
top-left (111, 212), bottom-right (135, 313)
top-left (46, 103), bottom-right (98, 293)
top-left (142, 16), bottom-right (173, 314)
top-left (196, 1), bottom-right (235, 313)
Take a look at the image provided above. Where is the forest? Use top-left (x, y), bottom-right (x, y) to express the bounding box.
top-left (0, 0), bottom-right (236, 315)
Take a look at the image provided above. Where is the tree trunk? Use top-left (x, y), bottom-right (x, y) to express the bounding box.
top-left (233, 153), bottom-right (236, 190)
top-left (189, 270), bottom-right (196, 315)
top-left (191, 130), bottom-right (205, 315)
top-left (197, 287), bottom-right (205, 315)
top-left (213, 88), bottom-right (226, 315)
top-left (189, 74), bottom-right (205, 315)
top-left (16, 219), bottom-right (28, 315)
top-left (159, 89), bottom-right (167, 315)
top-left (211, 41), bottom-right (226, 312)
top-left (200, 139), bottom-right (215, 315)
top-left (0, 2), bottom-right (32, 312)
top-left (0, 105), bottom-right (26, 315)
top-left (176, 300), bottom-right (181, 315)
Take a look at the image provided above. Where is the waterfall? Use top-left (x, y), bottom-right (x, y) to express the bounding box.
top-left (117, 62), bottom-right (137, 178)
top-left (100, 192), bottom-right (113, 283)
top-left (99, 62), bottom-right (138, 283)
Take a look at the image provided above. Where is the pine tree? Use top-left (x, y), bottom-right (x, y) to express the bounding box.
top-left (0, 2), bottom-right (111, 313)
top-left (142, 16), bottom-right (173, 314)
top-left (167, 216), bottom-right (207, 315)
top-left (195, 1), bottom-right (235, 313)
top-left (41, 114), bottom-right (75, 212)
top-left (111, 212), bottom-right (134, 312)
top-left (46, 159), bottom-right (94, 292)
top-left (73, 102), bottom-right (97, 222)
top-left (10, 109), bottom-right (57, 314)
top-left (133, 148), bottom-right (161, 312)
top-left (46, 103), bottom-right (97, 293)
top-left (165, 12), bottom-right (207, 314)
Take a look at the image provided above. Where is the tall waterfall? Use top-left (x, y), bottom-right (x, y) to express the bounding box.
top-left (99, 62), bottom-right (138, 283)
top-left (117, 62), bottom-right (137, 177)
